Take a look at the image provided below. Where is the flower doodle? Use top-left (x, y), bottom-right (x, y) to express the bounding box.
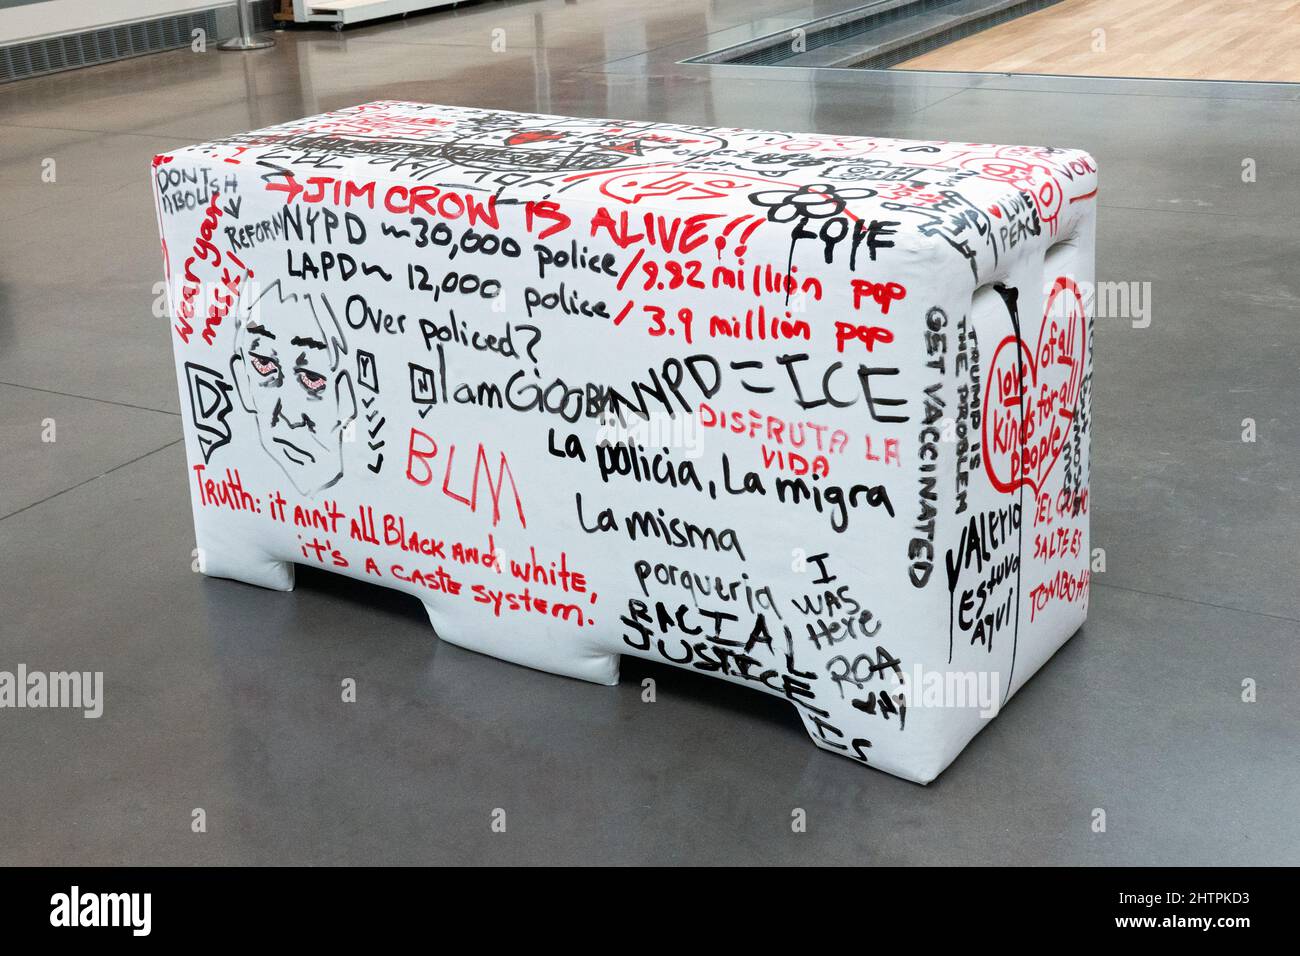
top-left (748, 183), bottom-right (877, 223)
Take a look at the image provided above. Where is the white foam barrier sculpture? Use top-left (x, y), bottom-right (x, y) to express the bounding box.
top-left (153, 102), bottom-right (1097, 783)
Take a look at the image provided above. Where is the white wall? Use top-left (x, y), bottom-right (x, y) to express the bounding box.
top-left (0, 1), bottom-right (228, 46)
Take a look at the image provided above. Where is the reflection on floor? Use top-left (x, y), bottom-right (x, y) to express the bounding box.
top-left (897, 0), bottom-right (1300, 81)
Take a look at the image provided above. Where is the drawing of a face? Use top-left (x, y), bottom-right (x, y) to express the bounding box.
top-left (439, 119), bottom-right (730, 174)
top-left (231, 281), bottom-right (356, 495)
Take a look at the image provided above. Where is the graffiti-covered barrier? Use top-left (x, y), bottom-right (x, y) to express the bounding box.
top-left (152, 102), bottom-right (1096, 783)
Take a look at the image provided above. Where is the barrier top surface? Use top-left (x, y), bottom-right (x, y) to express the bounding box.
top-left (163, 100), bottom-right (1098, 239)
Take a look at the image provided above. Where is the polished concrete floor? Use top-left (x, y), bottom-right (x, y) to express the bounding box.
top-left (1, 0), bottom-right (1298, 866)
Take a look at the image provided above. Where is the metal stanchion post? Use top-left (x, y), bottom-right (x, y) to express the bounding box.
top-left (218, 0), bottom-right (275, 51)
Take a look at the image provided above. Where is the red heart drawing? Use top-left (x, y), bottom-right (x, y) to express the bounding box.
top-left (981, 277), bottom-right (1087, 494)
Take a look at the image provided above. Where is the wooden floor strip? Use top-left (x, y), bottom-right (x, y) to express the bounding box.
top-left (894, 0), bottom-right (1300, 82)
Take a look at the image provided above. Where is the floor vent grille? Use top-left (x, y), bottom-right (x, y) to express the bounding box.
top-left (0, 1), bottom-right (276, 84)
